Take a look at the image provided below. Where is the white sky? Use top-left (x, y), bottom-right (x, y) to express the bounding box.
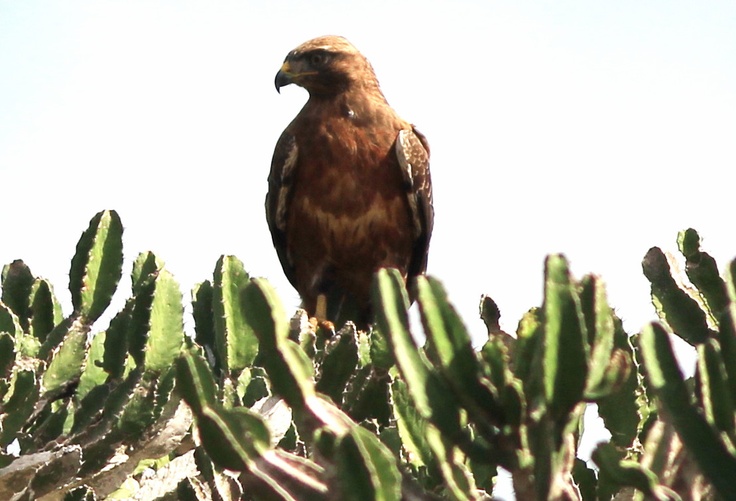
top-left (0, 0), bottom-right (736, 342)
top-left (2, 1), bottom-right (735, 498)
top-left (3, 1), bottom-right (735, 340)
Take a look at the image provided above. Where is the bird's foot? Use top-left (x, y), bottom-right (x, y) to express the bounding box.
top-left (308, 316), bottom-right (335, 337)
top-left (309, 293), bottom-right (335, 336)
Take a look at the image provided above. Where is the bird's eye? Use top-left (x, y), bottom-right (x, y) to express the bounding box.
top-left (309, 52), bottom-right (327, 67)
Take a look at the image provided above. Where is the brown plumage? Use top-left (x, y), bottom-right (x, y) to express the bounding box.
top-left (267, 35), bottom-right (433, 327)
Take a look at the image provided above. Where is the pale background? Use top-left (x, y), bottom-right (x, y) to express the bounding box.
top-left (1, 2), bottom-right (735, 498)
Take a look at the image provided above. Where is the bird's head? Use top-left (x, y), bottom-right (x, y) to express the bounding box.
top-left (275, 35), bottom-right (377, 97)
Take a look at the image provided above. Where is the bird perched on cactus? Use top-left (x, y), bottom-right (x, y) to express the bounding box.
top-left (266, 35), bottom-right (433, 328)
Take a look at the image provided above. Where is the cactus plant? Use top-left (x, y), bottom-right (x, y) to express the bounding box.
top-left (1, 212), bottom-right (734, 499)
top-left (0, 211), bottom-right (189, 499)
top-left (634, 228), bottom-right (736, 500)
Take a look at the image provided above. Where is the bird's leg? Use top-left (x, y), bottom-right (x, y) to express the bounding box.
top-left (315, 293), bottom-right (327, 320)
top-left (309, 293), bottom-right (335, 335)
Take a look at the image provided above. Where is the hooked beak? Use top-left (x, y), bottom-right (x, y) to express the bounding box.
top-left (275, 61), bottom-right (295, 93)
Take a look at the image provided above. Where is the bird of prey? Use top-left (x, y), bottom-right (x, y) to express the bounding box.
top-left (267, 35), bottom-right (433, 328)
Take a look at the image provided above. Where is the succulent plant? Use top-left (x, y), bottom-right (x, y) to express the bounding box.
top-left (0, 214), bottom-right (730, 500)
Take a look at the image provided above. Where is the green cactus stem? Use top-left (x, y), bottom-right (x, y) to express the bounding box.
top-left (1, 260), bottom-right (35, 331)
top-left (68, 210), bottom-right (123, 323)
top-left (593, 442), bottom-right (680, 501)
top-left (315, 323), bottom-right (359, 404)
top-left (541, 255), bottom-right (588, 421)
top-left (642, 247), bottom-right (712, 345)
top-left (0, 302), bottom-right (22, 339)
top-left (333, 425), bottom-right (401, 501)
top-left (213, 255), bottom-right (258, 373)
top-left (416, 276), bottom-right (513, 465)
top-left (677, 228), bottom-right (728, 321)
top-left (42, 318), bottom-right (89, 396)
top-left (241, 278), bottom-right (314, 412)
top-left (694, 339), bottom-right (735, 435)
top-left (28, 278), bottom-right (63, 344)
top-left (128, 266), bottom-right (184, 373)
top-left (639, 322), bottom-right (736, 499)
top-left (371, 269), bottom-right (465, 446)
top-left (191, 280), bottom-right (216, 358)
top-left (579, 275), bottom-right (616, 397)
top-left (0, 368), bottom-right (39, 447)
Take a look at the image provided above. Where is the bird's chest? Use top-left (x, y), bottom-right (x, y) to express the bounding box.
top-left (293, 117), bottom-right (402, 211)
top-left (285, 115), bottom-right (411, 258)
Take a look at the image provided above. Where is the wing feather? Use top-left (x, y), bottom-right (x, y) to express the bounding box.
top-left (266, 132), bottom-right (299, 288)
top-left (395, 127), bottom-right (433, 277)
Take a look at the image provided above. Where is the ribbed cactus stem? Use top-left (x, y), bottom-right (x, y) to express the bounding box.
top-left (212, 255), bottom-right (257, 373)
top-left (639, 322), bottom-right (736, 499)
top-left (68, 210), bottom-right (123, 323)
top-left (541, 255), bottom-right (588, 419)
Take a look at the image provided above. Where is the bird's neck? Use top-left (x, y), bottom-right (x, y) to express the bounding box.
top-left (307, 84), bottom-right (389, 116)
